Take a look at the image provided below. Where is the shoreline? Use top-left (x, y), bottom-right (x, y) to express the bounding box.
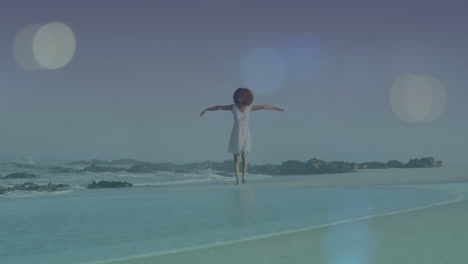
top-left (87, 198), bottom-right (468, 264)
top-left (161, 167), bottom-right (468, 191)
top-left (5, 167), bottom-right (467, 195)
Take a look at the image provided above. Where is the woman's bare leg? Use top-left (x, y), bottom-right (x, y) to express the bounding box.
top-left (241, 152), bottom-right (248, 183)
top-left (233, 154), bottom-right (240, 185)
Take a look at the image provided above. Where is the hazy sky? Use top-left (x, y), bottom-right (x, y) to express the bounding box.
top-left (1, 1), bottom-right (467, 165)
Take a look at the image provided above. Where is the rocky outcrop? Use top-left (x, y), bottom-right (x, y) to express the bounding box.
top-left (0, 183), bottom-right (70, 195)
top-left (279, 160), bottom-right (310, 175)
top-left (13, 182), bottom-right (70, 191)
top-left (279, 159), bottom-right (358, 175)
top-left (359, 162), bottom-right (389, 169)
top-left (0, 186), bottom-right (9, 195)
top-left (386, 160), bottom-right (405, 168)
top-left (86, 181), bottom-right (133, 189)
top-left (405, 157), bottom-right (442, 168)
top-left (359, 157), bottom-right (442, 169)
top-left (67, 157), bottom-right (443, 176)
top-left (2, 172), bottom-right (38, 179)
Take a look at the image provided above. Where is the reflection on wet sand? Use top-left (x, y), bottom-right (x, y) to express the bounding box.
top-left (234, 188), bottom-right (258, 225)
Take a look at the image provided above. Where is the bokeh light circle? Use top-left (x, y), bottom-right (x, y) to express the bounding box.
top-left (241, 47), bottom-right (287, 95)
top-left (13, 24), bottom-right (43, 71)
top-left (32, 22), bottom-right (76, 70)
top-left (390, 74), bottom-right (446, 122)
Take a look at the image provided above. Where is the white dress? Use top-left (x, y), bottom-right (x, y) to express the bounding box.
top-left (228, 104), bottom-right (252, 154)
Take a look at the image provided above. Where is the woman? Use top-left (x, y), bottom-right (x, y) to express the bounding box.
top-left (200, 88), bottom-right (284, 185)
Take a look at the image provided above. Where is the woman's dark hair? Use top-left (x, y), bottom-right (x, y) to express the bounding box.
top-left (233, 88), bottom-right (254, 107)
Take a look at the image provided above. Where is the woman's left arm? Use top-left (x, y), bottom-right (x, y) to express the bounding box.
top-left (252, 105), bottom-right (285, 112)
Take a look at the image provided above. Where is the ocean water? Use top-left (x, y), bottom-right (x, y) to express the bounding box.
top-left (1, 159), bottom-right (468, 264)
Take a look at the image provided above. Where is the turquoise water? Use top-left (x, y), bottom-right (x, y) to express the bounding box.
top-left (1, 172), bottom-right (467, 264)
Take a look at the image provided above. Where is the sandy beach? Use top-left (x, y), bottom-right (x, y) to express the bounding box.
top-left (90, 168), bottom-right (468, 264)
top-left (93, 200), bottom-right (468, 264)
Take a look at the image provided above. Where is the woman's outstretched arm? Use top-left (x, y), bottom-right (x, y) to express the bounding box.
top-left (200, 105), bottom-right (233, 117)
top-left (252, 105), bottom-right (285, 112)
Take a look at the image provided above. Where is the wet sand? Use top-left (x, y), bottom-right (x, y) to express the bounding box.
top-left (168, 167), bottom-right (468, 191)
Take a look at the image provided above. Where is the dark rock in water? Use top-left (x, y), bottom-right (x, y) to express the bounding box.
top-left (324, 161), bottom-right (359, 174)
top-left (12, 182), bottom-right (37, 191)
top-left (405, 157), bottom-right (442, 168)
top-left (3, 172), bottom-right (38, 179)
top-left (386, 160), bottom-right (405, 168)
top-left (277, 158), bottom-right (358, 175)
top-left (280, 160), bottom-right (309, 175)
top-left (359, 162), bottom-right (389, 169)
top-left (83, 164), bottom-right (126, 173)
top-left (87, 181), bottom-right (133, 189)
top-left (358, 157), bottom-right (442, 169)
top-left (13, 182), bottom-right (70, 192)
top-left (0, 186), bottom-right (11, 195)
top-left (0, 183), bottom-right (71, 194)
top-left (306, 158), bottom-right (327, 169)
top-left (127, 162), bottom-right (158, 173)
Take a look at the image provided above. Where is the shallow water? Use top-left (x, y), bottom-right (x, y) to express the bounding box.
top-left (1, 161), bottom-right (468, 264)
top-left (1, 182), bottom-right (466, 263)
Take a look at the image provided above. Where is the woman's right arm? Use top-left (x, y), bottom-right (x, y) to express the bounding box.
top-left (200, 105), bottom-right (233, 117)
